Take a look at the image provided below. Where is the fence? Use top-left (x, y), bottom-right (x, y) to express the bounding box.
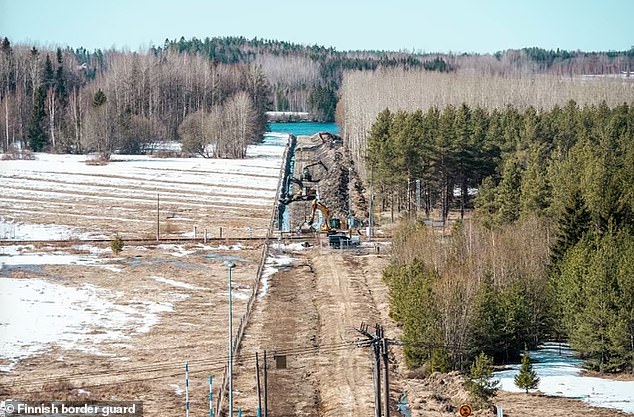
top-left (216, 134), bottom-right (293, 416)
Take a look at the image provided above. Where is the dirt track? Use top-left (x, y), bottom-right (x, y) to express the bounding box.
top-left (232, 244), bottom-right (390, 417)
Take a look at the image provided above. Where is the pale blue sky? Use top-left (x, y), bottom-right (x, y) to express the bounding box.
top-left (0, 0), bottom-right (632, 53)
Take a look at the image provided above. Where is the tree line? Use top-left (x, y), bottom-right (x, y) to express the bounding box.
top-left (339, 68), bottom-right (634, 181)
top-left (377, 102), bottom-right (634, 374)
top-left (162, 37), bottom-right (634, 122)
top-left (0, 37), bottom-right (270, 158)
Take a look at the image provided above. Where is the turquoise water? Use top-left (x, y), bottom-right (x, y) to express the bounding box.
top-left (267, 122), bottom-right (339, 136)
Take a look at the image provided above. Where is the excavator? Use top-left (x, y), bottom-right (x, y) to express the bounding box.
top-left (308, 199), bottom-right (335, 233)
top-left (280, 177), bottom-right (317, 204)
top-left (307, 199), bottom-right (360, 248)
top-left (301, 160), bottom-right (328, 182)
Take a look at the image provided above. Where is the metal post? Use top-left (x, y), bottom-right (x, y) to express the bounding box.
top-left (209, 376), bottom-right (214, 417)
top-left (226, 261), bottom-right (236, 417)
top-left (185, 362), bottom-right (190, 417)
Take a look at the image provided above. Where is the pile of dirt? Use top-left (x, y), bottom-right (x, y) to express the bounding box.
top-left (297, 134), bottom-right (368, 223)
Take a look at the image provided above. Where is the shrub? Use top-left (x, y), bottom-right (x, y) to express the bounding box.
top-left (110, 234), bottom-right (124, 255)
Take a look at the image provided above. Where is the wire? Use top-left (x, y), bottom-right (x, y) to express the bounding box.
top-left (6, 340), bottom-right (366, 393)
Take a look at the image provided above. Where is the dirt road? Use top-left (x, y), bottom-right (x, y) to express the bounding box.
top-left (232, 244), bottom-right (390, 417)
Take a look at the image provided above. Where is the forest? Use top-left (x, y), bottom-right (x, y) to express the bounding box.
top-left (2, 35), bottom-right (634, 157)
top-left (368, 101), bottom-right (634, 373)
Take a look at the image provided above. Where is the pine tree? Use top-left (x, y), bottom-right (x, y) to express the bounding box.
top-left (494, 155), bottom-right (522, 224)
top-left (28, 86), bottom-right (47, 151)
top-left (549, 189), bottom-right (591, 267)
top-left (514, 351), bottom-right (540, 393)
top-left (465, 353), bottom-right (499, 408)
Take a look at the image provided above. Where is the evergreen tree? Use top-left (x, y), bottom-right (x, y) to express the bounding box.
top-left (28, 86), bottom-right (47, 151)
top-left (549, 190), bottom-right (591, 267)
top-left (93, 88), bottom-right (107, 107)
top-left (43, 54), bottom-right (54, 87)
top-left (514, 351), bottom-right (540, 393)
top-left (494, 156), bottom-right (522, 224)
top-left (465, 353), bottom-right (499, 408)
top-left (308, 86), bottom-right (337, 121)
top-left (468, 275), bottom-right (505, 359)
top-left (520, 143), bottom-right (551, 217)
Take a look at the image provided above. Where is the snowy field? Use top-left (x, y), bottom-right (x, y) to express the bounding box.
top-left (496, 343), bottom-right (634, 413)
top-left (0, 134), bottom-right (292, 415)
top-left (0, 135), bottom-right (288, 240)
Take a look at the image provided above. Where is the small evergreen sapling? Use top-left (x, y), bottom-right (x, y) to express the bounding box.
top-left (514, 351), bottom-right (540, 393)
top-left (111, 233), bottom-right (124, 255)
top-left (465, 352), bottom-right (499, 408)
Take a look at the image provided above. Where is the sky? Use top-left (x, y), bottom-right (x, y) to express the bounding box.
top-left (0, 0), bottom-right (632, 54)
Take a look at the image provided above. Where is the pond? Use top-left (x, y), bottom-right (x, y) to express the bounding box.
top-left (494, 342), bottom-right (634, 413)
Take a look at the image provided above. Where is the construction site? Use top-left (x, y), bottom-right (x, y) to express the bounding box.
top-left (1, 129), bottom-right (629, 417)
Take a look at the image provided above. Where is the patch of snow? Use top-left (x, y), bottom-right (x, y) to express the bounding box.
top-left (232, 290), bottom-right (251, 301)
top-left (71, 244), bottom-right (110, 255)
top-left (152, 276), bottom-right (202, 290)
top-left (216, 244), bottom-right (243, 251)
top-left (258, 253), bottom-right (294, 298)
top-left (0, 245), bottom-right (34, 256)
top-left (0, 220), bottom-right (96, 241)
top-left (169, 384), bottom-right (184, 396)
top-left (72, 388), bottom-right (91, 397)
top-left (0, 253), bottom-right (99, 266)
top-left (270, 242), bottom-right (311, 251)
top-left (156, 244), bottom-right (197, 258)
top-left (495, 343), bottom-right (634, 413)
top-left (0, 278), bottom-right (173, 372)
top-left (98, 265), bottom-right (124, 273)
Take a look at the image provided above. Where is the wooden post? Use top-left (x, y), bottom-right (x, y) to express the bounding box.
top-left (263, 350), bottom-right (268, 417)
top-left (382, 337), bottom-right (390, 417)
top-left (256, 353), bottom-right (262, 417)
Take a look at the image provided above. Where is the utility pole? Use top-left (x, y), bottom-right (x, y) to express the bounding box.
top-left (357, 323), bottom-right (392, 417)
top-left (382, 336), bottom-right (390, 417)
top-left (373, 327), bottom-right (382, 417)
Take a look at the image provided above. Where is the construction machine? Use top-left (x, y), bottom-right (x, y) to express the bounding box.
top-left (280, 177), bottom-right (317, 204)
top-left (301, 160), bottom-right (328, 182)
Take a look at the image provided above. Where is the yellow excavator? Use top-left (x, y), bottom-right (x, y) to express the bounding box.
top-left (308, 199), bottom-right (335, 232)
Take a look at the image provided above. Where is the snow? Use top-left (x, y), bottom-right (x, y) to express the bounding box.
top-left (0, 245), bottom-right (34, 256)
top-left (0, 278), bottom-right (173, 372)
top-left (0, 253), bottom-right (99, 266)
top-left (0, 135), bottom-right (287, 240)
top-left (258, 252), bottom-right (294, 298)
top-left (169, 384), bottom-right (184, 396)
top-left (156, 244), bottom-right (197, 258)
top-left (495, 343), bottom-right (634, 413)
top-left (270, 242), bottom-right (311, 251)
top-left (0, 220), bottom-right (99, 241)
top-left (152, 276), bottom-right (202, 290)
